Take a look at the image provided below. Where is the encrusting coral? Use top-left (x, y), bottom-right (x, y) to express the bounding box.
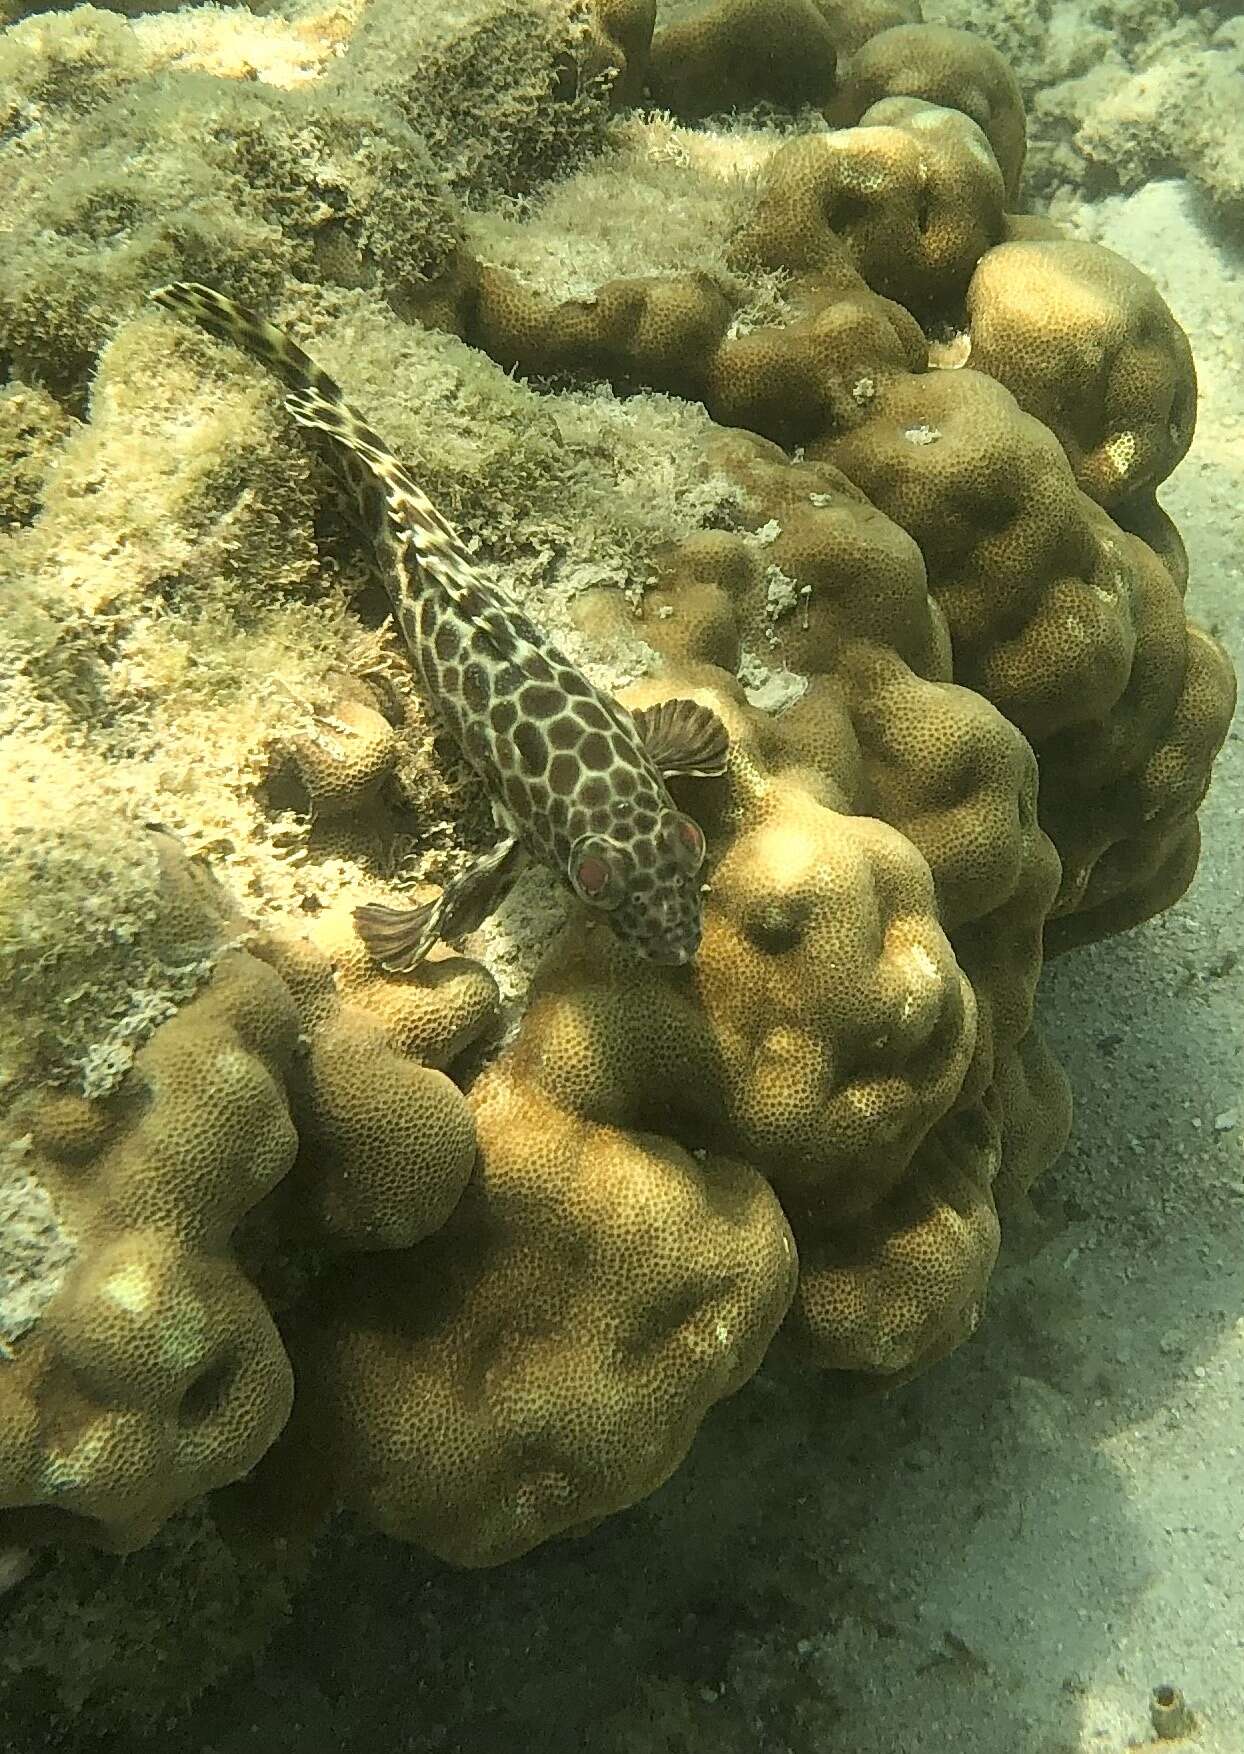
top-left (0, 0), bottom-right (1236, 1705)
top-left (425, 58), bottom-right (1233, 954)
top-left (827, 21), bottom-right (1027, 202)
top-left (0, 834), bottom-right (498, 1553)
top-left (237, 439), bottom-right (1063, 1556)
top-left (0, 851), bottom-right (300, 1553)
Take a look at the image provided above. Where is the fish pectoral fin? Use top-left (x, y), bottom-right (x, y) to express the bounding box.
top-left (354, 836), bottom-right (527, 970)
top-left (437, 836), bottom-right (528, 939)
top-left (632, 698), bottom-right (729, 778)
top-left (353, 897), bottom-right (444, 971)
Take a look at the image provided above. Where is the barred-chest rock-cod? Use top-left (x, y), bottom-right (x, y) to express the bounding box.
top-left (150, 283), bottom-right (728, 969)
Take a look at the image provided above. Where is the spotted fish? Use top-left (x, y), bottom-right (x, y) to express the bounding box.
top-left (149, 283), bottom-right (728, 968)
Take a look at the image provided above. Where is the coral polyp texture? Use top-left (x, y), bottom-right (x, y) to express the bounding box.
top-left (430, 89), bottom-right (1233, 954)
top-left (0, 828), bottom-right (294, 1551)
top-left (0, 0), bottom-right (1236, 1667)
top-left (281, 1082), bottom-right (797, 1566)
top-left (0, 830), bottom-right (499, 1555)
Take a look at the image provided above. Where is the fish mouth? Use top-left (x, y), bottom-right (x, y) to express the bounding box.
top-left (642, 935), bottom-right (696, 967)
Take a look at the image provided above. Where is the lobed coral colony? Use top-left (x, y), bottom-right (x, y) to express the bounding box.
top-left (0, 0), bottom-right (1235, 1660)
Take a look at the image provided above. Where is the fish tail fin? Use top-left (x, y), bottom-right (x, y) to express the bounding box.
top-left (151, 281), bottom-right (475, 597)
top-left (149, 281), bottom-right (340, 407)
top-left (283, 384), bottom-right (465, 569)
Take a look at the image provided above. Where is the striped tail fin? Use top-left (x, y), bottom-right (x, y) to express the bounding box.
top-left (150, 281), bottom-right (341, 404)
top-left (148, 282), bottom-right (478, 606)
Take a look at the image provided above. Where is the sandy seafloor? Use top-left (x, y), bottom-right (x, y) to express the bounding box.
top-left (1, 10), bottom-right (1241, 1753)
top-left (22, 178), bottom-right (1238, 1754)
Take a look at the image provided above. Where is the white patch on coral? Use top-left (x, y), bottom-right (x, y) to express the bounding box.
top-left (904, 943), bottom-right (941, 986)
top-left (764, 565), bottom-right (801, 622)
top-left (738, 650), bottom-right (809, 713)
top-left (103, 1261), bottom-right (157, 1318)
top-left (1103, 427), bottom-right (1139, 478)
top-left (896, 942), bottom-right (945, 1031)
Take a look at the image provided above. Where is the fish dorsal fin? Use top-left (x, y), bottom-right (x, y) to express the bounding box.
top-left (631, 698), bottom-right (729, 778)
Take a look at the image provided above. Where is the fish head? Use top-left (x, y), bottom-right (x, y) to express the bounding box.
top-left (567, 809), bottom-right (708, 966)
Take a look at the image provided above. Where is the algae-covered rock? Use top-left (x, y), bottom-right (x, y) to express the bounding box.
top-left (0, 1506), bottom-right (301, 1732)
top-left (0, 789), bottom-right (234, 1103)
top-left (330, 0), bottom-right (628, 200)
top-left (0, 42), bottom-right (459, 392)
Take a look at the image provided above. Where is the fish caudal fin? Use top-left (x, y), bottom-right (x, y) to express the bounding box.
top-left (150, 281), bottom-right (337, 403)
top-left (151, 281), bottom-right (477, 605)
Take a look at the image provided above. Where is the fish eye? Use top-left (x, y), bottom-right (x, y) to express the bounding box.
top-left (672, 814), bottom-right (706, 871)
top-left (576, 856), bottom-right (610, 897)
top-left (568, 836), bottom-right (623, 908)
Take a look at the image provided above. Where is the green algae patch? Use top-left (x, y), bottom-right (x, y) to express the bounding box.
top-left (332, 0), bottom-right (622, 202)
top-left (0, 772), bottom-right (235, 1102)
